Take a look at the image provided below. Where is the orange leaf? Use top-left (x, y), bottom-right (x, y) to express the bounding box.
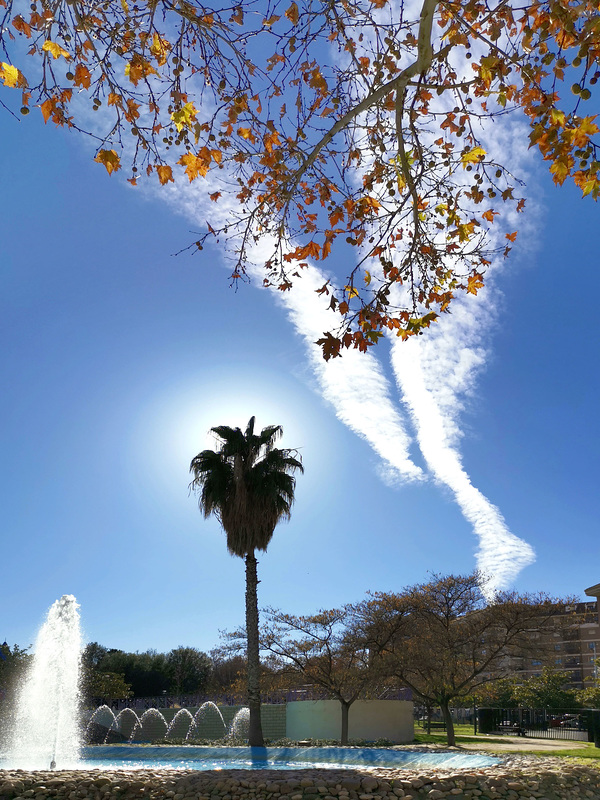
top-left (285, 1), bottom-right (299, 24)
top-left (482, 209), bottom-right (499, 223)
top-left (12, 15), bottom-right (32, 37)
top-left (94, 149), bottom-right (121, 175)
top-left (156, 165), bottom-right (174, 185)
top-left (40, 97), bottom-right (56, 123)
top-left (74, 63), bottom-right (91, 89)
top-left (505, 231), bottom-right (517, 242)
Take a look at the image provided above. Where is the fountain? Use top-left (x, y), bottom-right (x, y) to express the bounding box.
top-left (4, 595), bottom-right (83, 770)
top-left (1, 598), bottom-right (502, 773)
top-left (84, 701), bottom-right (231, 744)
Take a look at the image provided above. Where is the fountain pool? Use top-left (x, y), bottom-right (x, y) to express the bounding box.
top-left (77, 745), bottom-right (501, 771)
top-left (0, 597), bottom-right (501, 774)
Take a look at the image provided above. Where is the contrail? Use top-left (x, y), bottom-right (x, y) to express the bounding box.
top-left (161, 185), bottom-right (424, 482)
top-left (390, 319), bottom-right (536, 597)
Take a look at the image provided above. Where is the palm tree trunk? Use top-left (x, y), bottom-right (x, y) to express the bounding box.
top-left (245, 549), bottom-right (265, 747)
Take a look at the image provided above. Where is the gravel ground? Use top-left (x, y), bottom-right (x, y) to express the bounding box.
top-left (1, 752), bottom-right (600, 800)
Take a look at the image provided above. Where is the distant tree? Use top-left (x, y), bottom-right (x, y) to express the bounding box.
top-left (85, 671), bottom-right (133, 704)
top-left (190, 416), bottom-right (303, 746)
top-left (474, 677), bottom-right (520, 709)
top-left (92, 648), bottom-right (170, 697)
top-left (355, 573), bottom-right (567, 746)
top-left (261, 607), bottom-right (382, 745)
top-left (82, 642), bottom-right (109, 670)
top-left (0, 642), bottom-right (31, 701)
top-left (166, 646), bottom-right (212, 695)
top-left (577, 683), bottom-right (600, 709)
top-left (208, 652), bottom-right (247, 698)
top-left (512, 667), bottom-right (579, 709)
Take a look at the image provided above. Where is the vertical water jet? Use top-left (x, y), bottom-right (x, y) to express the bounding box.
top-left (6, 594), bottom-right (83, 769)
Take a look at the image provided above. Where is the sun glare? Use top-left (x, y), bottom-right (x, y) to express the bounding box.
top-left (126, 368), bottom-right (334, 510)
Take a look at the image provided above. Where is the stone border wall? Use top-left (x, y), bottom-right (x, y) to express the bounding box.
top-left (1, 759), bottom-right (600, 800)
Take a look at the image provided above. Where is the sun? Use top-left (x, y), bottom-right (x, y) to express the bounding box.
top-left (125, 366), bottom-right (334, 510)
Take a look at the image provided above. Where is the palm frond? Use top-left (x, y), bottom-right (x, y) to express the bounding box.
top-left (189, 418), bottom-right (303, 558)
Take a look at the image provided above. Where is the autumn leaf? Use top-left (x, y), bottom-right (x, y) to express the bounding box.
top-left (482, 209), bottom-right (499, 223)
top-left (284, 2), bottom-right (299, 25)
top-left (230, 6), bottom-right (243, 25)
top-left (505, 231), bottom-right (517, 242)
top-left (149, 32), bottom-right (170, 66)
top-left (94, 149), bottom-right (121, 175)
top-left (237, 127), bottom-right (256, 143)
top-left (12, 15), bottom-right (32, 37)
top-left (40, 97), bottom-right (57, 123)
top-left (156, 165), bottom-right (174, 185)
top-left (171, 101), bottom-right (198, 132)
top-left (42, 40), bottom-right (71, 60)
top-left (345, 285), bottom-right (359, 299)
top-left (467, 273), bottom-right (485, 295)
top-left (125, 55), bottom-right (156, 86)
top-left (0, 61), bottom-right (25, 88)
top-left (571, 116), bottom-right (599, 148)
top-left (460, 146), bottom-right (486, 168)
top-left (74, 63), bottom-right (91, 89)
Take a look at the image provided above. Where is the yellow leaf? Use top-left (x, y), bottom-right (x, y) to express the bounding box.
top-left (460, 146), bottom-right (486, 168)
top-left (0, 62), bottom-right (24, 88)
top-left (170, 101), bottom-right (198, 132)
top-left (149, 32), bottom-right (170, 66)
top-left (364, 270), bottom-right (372, 286)
top-left (42, 40), bottom-right (71, 60)
top-left (94, 149), bottom-right (121, 175)
top-left (345, 285), bottom-right (359, 299)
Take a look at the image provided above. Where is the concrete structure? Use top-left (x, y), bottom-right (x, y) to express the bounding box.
top-left (286, 699), bottom-right (413, 743)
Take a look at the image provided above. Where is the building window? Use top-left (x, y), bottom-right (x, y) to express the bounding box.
top-left (589, 643), bottom-right (597, 650)
top-left (554, 644), bottom-right (561, 651)
top-left (555, 658), bottom-right (562, 664)
top-left (531, 660), bottom-right (542, 666)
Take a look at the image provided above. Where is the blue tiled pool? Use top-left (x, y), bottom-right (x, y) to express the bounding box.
top-left (80, 745), bottom-right (501, 771)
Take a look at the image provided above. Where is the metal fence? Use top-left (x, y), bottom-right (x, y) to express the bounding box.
top-left (478, 707), bottom-right (600, 742)
top-left (104, 686), bottom-right (413, 712)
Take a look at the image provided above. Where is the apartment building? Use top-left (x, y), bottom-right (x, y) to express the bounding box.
top-left (512, 598), bottom-right (600, 690)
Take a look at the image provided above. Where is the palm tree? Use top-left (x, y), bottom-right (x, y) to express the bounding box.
top-left (189, 416), bottom-right (303, 747)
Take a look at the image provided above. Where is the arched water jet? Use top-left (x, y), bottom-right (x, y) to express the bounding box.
top-left (228, 707), bottom-right (250, 740)
top-left (187, 701), bottom-right (227, 740)
top-left (112, 708), bottom-right (142, 742)
top-left (85, 705), bottom-right (118, 744)
top-left (132, 708), bottom-right (168, 742)
top-left (166, 709), bottom-right (194, 739)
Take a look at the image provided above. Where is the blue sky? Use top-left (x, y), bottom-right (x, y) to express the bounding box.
top-left (1, 98), bottom-right (598, 656)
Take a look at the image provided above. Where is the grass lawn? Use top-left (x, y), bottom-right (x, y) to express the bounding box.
top-left (413, 727), bottom-right (600, 760)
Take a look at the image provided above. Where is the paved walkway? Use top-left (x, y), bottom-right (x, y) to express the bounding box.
top-left (456, 734), bottom-right (591, 752)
